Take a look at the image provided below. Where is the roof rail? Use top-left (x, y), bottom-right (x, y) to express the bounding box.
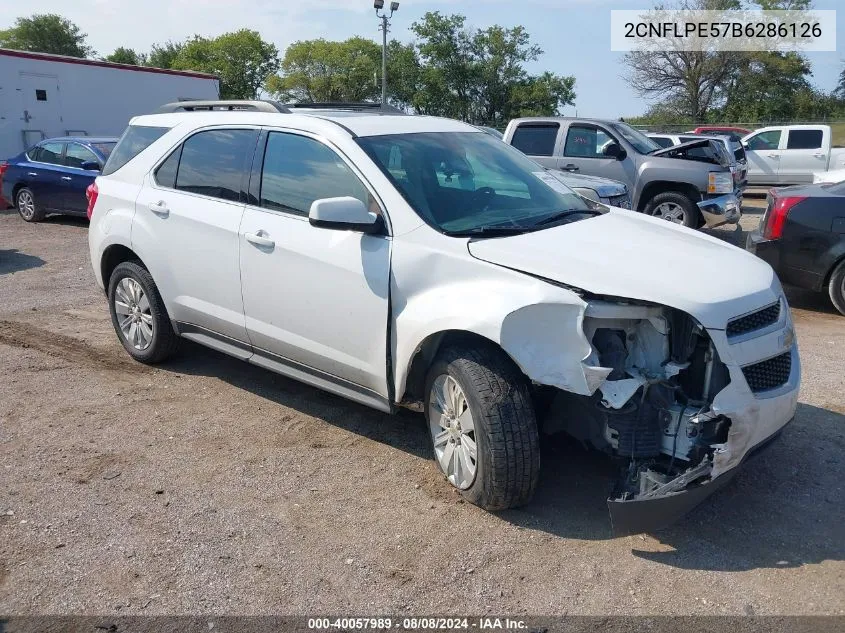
top-left (284, 102), bottom-right (406, 115)
top-left (156, 100), bottom-right (290, 114)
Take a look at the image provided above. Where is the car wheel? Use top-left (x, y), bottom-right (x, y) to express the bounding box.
top-left (645, 192), bottom-right (700, 228)
top-left (828, 259), bottom-right (845, 316)
top-left (424, 343), bottom-right (540, 510)
top-left (16, 187), bottom-right (45, 222)
top-left (108, 261), bottom-right (178, 364)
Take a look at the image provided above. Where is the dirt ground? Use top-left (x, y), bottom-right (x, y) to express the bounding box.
top-left (0, 203), bottom-right (843, 616)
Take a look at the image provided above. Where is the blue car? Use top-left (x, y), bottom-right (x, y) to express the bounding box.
top-left (0, 136), bottom-right (118, 222)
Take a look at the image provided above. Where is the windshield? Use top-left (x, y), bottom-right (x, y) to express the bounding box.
top-left (356, 131), bottom-right (600, 235)
top-left (611, 122), bottom-right (661, 154)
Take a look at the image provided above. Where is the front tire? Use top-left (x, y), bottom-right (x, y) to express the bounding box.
top-left (644, 191), bottom-right (700, 228)
top-left (424, 344), bottom-right (540, 510)
top-left (828, 259), bottom-right (845, 316)
top-left (108, 261), bottom-right (178, 364)
top-left (16, 187), bottom-right (45, 222)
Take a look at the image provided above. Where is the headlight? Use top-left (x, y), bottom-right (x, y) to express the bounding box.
top-left (708, 171), bottom-right (733, 194)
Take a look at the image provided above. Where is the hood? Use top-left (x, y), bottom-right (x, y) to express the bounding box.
top-left (652, 138), bottom-right (732, 168)
top-left (467, 210), bottom-right (778, 328)
top-left (549, 171), bottom-right (627, 197)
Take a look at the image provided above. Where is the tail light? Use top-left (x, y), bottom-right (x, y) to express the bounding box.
top-left (0, 161), bottom-right (8, 178)
top-left (762, 194), bottom-right (806, 240)
top-left (0, 161), bottom-right (8, 207)
top-left (85, 182), bottom-right (99, 219)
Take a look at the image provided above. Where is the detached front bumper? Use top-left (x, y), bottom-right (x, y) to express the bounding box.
top-left (698, 193), bottom-right (742, 228)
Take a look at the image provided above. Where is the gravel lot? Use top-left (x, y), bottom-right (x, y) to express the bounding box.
top-left (0, 203), bottom-right (843, 616)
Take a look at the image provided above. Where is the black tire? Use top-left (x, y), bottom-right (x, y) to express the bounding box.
top-left (644, 191), bottom-right (700, 228)
top-left (108, 261), bottom-right (178, 364)
top-left (16, 187), bottom-right (46, 222)
top-left (424, 343), bottom-right (540, 510)
top-left (828, 259), bottom-right (845, 316)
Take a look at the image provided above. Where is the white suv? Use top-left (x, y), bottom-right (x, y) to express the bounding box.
top-left (88, 101), bottom-right (799, 532)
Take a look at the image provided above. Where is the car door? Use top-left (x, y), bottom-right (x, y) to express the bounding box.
top-left (559, 123), bottom-right (631, 184)
top-left (778, 128), bottom-right (827, 184)
top-left (508, 122), bottom-right (560, 169)
top-left (132, 127), bottom-right (258, 346)
top-left (239, 129), bottom-right (391, 399)
top-left (743, 129), bottom-right (783, 184)
top-left (60, 142), bottom-right (101, 213)
top-left (25, 141), bottom-right (66, 210)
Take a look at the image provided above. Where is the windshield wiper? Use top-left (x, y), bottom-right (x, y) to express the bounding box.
top-left (444, 225), bottom-right (535, 237)
top-left (533, 209), bottom-right (602, 226)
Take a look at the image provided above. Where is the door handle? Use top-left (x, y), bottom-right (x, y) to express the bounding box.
top-left (61, 176), bottom-right (72, 181)
top-left (813, 153), bottom-right (825, 158)
top-left (766, 153), bottom-right (779, 158)
top-left (245, 230), bottom-right (275, 249)
top-left (560, 164), bottom-right (580, 172)
top-left (27, 172), bottom-right (38, 177)
top-left (148, 200), bottom-right (169, 217)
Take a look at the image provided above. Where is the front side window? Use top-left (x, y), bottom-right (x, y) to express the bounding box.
top-left (259, 132), bottom-right (369, 216)
top-left (175, 129), bottom-right (256, 202)
top-left (564, 126), bottom-right (614, 158)
top-left (35, 142), bottom-right (65, 165)
top-left (786, 129), bottom-right (823, 150)
top-left (510, 124), bottom-right (559, 157)
top-left (103, 125), bottom-right (170, 175)
top-left (357, 131), bottom-right (599, 235)
top-left (746, 130), bottom-right (782, 151)
top-left (64, 143), bottom-right (99, 169)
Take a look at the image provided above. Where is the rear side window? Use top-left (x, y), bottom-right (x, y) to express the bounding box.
top-left (102, 125), bottom-right (169, 175)
top-left (175, 129), bottom-right (256, 202)
top-left (260, 132), bottom-right (369, 215)
top-left (34, 141), bottom-right (65, 165)
top-left (510, 124), bottom-right (559, 156)
top-left (786, 129), bottom-right (823, 150)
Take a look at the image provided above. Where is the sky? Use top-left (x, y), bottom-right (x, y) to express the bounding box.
top-left (1, 0), bottom-right (843, 118)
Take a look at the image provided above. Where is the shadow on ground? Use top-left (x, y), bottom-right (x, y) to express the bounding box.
top-left (0, 249), bottom-right (45, 275)
top-left (162, 342), bottom-right (844, 572)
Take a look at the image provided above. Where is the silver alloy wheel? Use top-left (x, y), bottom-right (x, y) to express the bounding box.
top-left (17, 191), bottom-right (35, 220)
top-left (428, 374), bottom-right (478, 490)
top-left (114, 277), bottom-right (154, 351)
top-left (652, 201), bottom-right (686, 224)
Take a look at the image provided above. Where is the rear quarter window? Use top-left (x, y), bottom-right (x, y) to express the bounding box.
top-left (102, 125), bottom-right (170, 175)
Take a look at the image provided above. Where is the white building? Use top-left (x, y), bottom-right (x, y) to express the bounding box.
top-left (0, 48), bottom-right (219, 159)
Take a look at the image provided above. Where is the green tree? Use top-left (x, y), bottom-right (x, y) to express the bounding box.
top-left (147, 41), bottom-right (184, 69)
top-left (172, 30), bottom-right (279, 99)
top-left (509, 72), bottom-right (577, 120)
top-left (0, 14), bottom-right (93, 57)
top-left (268, 37), bottom-right (381, 102)
top-left (720, 52), bottom-right (813, 121)
top-left (105, 47), bottom-right (145, 66)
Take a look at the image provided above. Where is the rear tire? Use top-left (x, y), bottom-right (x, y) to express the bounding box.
top-left (108, 261), bottom-right (178, 364)
top-left (16, 187), bottom-right (45, 222)
top-left (424, 343), bottom-right (540, 510)
top-left (644, 191), bottom-right (700, 228)
top-left (828, 259), bottom-right (845, 316)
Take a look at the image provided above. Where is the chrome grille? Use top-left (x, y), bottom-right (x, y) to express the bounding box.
top-left (742, 351), bottom-right (792, 393)
top-left (727, 302), bottom-right (781, 338)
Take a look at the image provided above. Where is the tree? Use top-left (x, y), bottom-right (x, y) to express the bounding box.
top-left (147, 41), bottom-right (184, 69)
top-left (509, 72), bottom-right (576, 119)
top-left (172, 30), bottom-right (280, 99)
top-left (0, 14), bottom-right (93, 57)
top-left (719, 52), bottom-right (812, 121)
top-left (835, 65), bottom-right (845, 101)
top-left (268, 37), bottom-right (381, 102)
top-left (105, 47), bottom-right (145, 66)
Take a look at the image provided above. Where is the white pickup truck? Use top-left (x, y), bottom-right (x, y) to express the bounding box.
top-left (742, 124), bottom-right (845, 185)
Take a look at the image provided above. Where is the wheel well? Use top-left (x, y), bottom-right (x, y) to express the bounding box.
top-left (824, 252), bottom-right (845, 287)
top-left (101, 244), bottom-right (142, 287)
top-left (638, 181), bottom-right (700, 211)
top-left (11, 182), bottom-right (27, 204)
top-left (401, 330), bottom-right (524, 404)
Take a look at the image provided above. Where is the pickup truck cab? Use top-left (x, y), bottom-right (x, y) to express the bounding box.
top-left (742, 125), bottom-right (845, 185)
top-left (503, 117), bottom-right (742, 228)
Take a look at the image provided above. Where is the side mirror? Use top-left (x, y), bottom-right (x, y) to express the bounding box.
top-left (308, 196), bottom-right (383, 234)
top-left (80, 160), bottom-right (100, 171)
top-left (602, 142), bottom-right (626, 161)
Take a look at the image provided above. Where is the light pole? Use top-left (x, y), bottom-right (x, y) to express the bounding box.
top-left (374, 0), bottom-right (399, 105)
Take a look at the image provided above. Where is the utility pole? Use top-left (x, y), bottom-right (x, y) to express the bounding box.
top-left (374, 1), bottom-right (399, 105)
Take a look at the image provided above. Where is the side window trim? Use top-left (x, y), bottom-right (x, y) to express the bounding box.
top-left (148, 125), bottom-right (259, 205)
top-left (249, 126), bottom-right (392, 236)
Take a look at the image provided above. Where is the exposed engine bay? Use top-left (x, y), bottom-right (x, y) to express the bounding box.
top-left (540, 301), bottom-right (734, 532)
